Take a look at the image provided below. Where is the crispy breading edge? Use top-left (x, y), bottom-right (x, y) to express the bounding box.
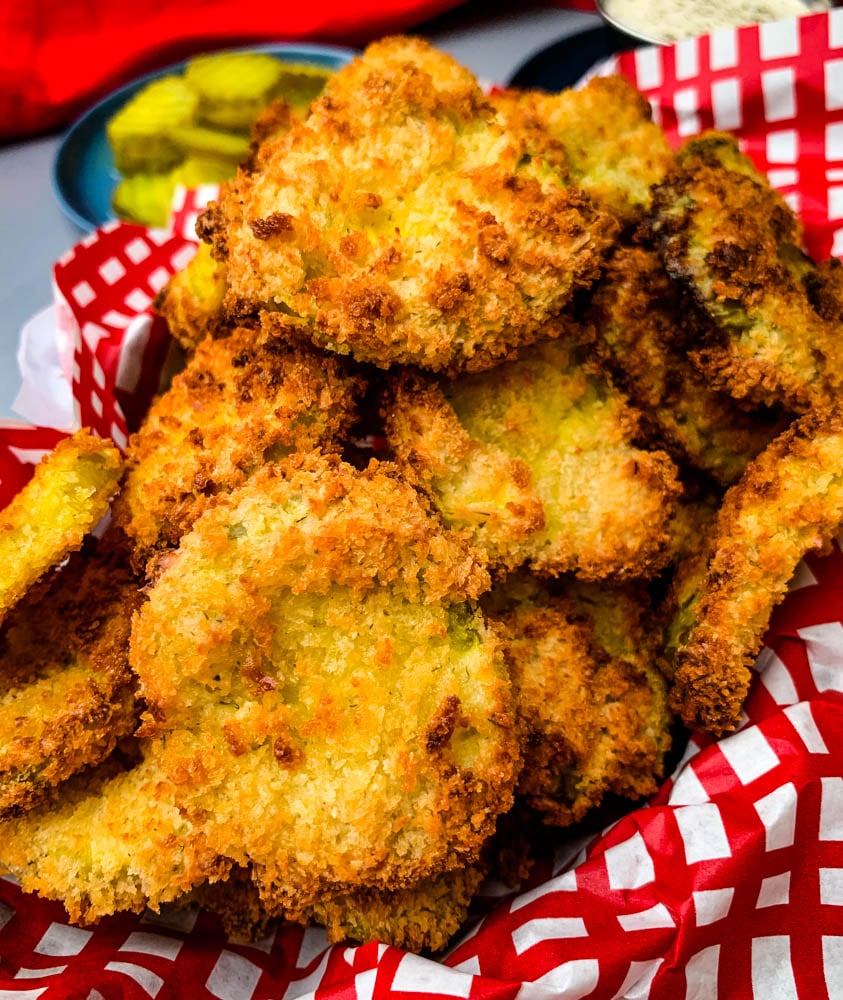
top-left (0, 536), bottom-right (141, 817)
top-left (113, 327), bottom-right (367, 573)
top-left (666, 407), bottom-right (843, 734)
top-left (0, 429), bottom-right (123, 624)
top-left (205, 36), bottom-right (618, 373)
top-left (383, 341), bottom-right (683, 582)
top-left (650, 132), bottom-right (841, 413)
top-left (488, 576), bottom-right (670, 827)
top-left (588, 242), bottom-right (787, 485)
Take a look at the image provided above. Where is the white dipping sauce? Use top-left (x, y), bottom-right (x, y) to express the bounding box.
top-left (603, 0), bottom-right (828, 42)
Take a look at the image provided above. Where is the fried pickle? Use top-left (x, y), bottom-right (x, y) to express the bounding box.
top-left (0, 429), bottom-right (122, 624)
top-left (491, 75), bottom-right (674, 226)
top-left (588, 242), bottom-right (788, 484)
top-left (663, 407), bottom-right (843, 734)
top-left (1, 454), bottom-right (519, 925)
top-left (0, 533), bottom-right (140, 817)
top-left (196, 862), bottom-right (486, 952)
top-left (113, 325), bottom-right (367, 571)
top-left (650, 132), bottom-right (842, 413)
top-left (383, 332), bottom-right (682, 580)
top-left (204, 36), bottom-right (617, 372)
top-left (154, 241), bottom-right (229, 354)
top-left (154, 102), bottom-right (300, 354)
top-left (486, 573), bottom-right (670, 826)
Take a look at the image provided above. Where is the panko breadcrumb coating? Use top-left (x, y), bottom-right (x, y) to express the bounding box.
top-left (485, 574), bottom-right (670, 826)
top-left (650, 132), bottom-right (843, 413)
top-left (589, 242), bottom-right (788, 485)
top-left (113, 324), bottom-right (367, 572)
top-left (0, 429), bottom-right (122, 624)
top-left (155, 242), bottom-right (229, 354)
top-left (664, 407), bottom-right (843, 734)
top-left (491, 75), bottom-right (674, 226)
top-left (0, 454), bottom-right (519, 928)
top-left (0, 534), bottom-right (140, 817)
top-left (194, 862), bottom-right (486, 953)
top-left (203, 35), bottom-right (617, 372)
top-left (383, 332), bottom-right (682, 580)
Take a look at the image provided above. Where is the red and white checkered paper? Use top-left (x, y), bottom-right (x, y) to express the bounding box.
top-left (2, 13), bottom-right (843, 999)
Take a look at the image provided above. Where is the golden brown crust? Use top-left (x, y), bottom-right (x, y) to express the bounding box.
top-left (665, 407), bottom-right (843, 734)
top-left (589, 242), bottom-right (788, 484)
top-left (204, 36), bottom-right (617, 372)
top-left (113, 325), bottom-right (367, 572)
top-left (486, 574), bottom-right (670, 826)
top-left (491, 76), bottom-right (674, 225)
top-left (650, 132), bottom-right (842, 413)
top-left (0, 429), bottom-right (123, 624)
top-left (383, 335), bottom-right (682, 581)
top-left (0, 455), bottom-right (519, 924)
top-left (194, 861), bottom-right (486, 953)
top-left (155, 242), bottom-right (231, 354)
top-left (0, 534), bottom-right (141, 817)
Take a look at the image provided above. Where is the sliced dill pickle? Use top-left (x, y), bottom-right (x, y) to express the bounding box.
top-left (112, 172), bottom-right (175, 228)
top-left (168, 124), bottom-right (250, 161)
top-left (275, 64), bottom-right (332, 114)
top-left (185, 51), bottom-right (286, 131)
top-left (170, 155), bottom-right (237, 188)
top-left (107, 76), bottom-right (198, 174)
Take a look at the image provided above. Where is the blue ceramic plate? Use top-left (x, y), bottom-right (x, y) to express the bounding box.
top-left (53, 43), bottom-right (355, 232)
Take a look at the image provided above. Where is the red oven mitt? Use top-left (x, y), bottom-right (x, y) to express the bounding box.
top-left (0, 0), bottom-right (462, 141)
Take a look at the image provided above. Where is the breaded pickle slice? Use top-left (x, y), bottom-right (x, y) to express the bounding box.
top-left (207, 36), bottom-right (617, 372)
top-left (0, 456), bottom-right (519, 923)
top-left (0, 746), bottom-right (228, 923)
top-left (0, 429), bottom-right (122, 624)
top-left (107, 75), bottom-right (198, 174)
top-left (491, 76), bottom-right (674, 225)
top-left (0, 535), bottom-right (140, 817)
top-left (589, 242), bottom-right (787, 485)
top-left (155, 241), bottom-right (229, 352)
top-left (663, 407), bottom-right (843, 735)
top-left (293, 866), bottom-right (486, 953)
top-left (485, 573), bottom-right (670, 826)
top-left (195, 862), bottom-right (486, 952)
top-left (383, 332), bottom-right (682, 580)
top-left (650, 132), bottom-right (842, 413)
top-left (113, 325), bottom-right (367, 571)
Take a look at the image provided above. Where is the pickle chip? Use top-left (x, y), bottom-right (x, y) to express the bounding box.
top-left (185, 52), bottom-right (287, 131)
top-left (274, 64), bottom-right (333, 114)
top-left (107, 76), bottom-right (198, 174)
top-left (106, 52), bottom-right (334, 225)
top-left (169, 124), bottom-right (251, 161)
top-left (113, 156), bottom-right (235, 228)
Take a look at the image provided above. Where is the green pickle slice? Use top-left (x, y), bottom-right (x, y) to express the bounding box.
top-left (113, 156), bottom-right (235, 228)
top-left (186, 51), bottom-right (286, 131)
top-left (107, 76), bottom-right (198, 174)
top-left (107, 51), bottom-right (333, 225)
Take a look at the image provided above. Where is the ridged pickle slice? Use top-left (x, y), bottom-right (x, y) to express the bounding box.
top-left (0, 430), bottom-right (123, 624)
top-left (106, 76), bottom-right (198, 174)
top-left (113, 155), bottom-right (236, 228)
top-left (185, 52), bottom-right (287, 131)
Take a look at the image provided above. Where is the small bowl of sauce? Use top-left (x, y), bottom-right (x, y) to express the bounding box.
top-left (595, 0), bottom-right (831, 45)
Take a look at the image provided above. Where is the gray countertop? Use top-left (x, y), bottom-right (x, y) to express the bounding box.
top-left (0, 3), bottom-right (600, 420)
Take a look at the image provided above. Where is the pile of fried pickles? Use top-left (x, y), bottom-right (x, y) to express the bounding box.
top-left (2, 36), bottom-right (842, 953)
